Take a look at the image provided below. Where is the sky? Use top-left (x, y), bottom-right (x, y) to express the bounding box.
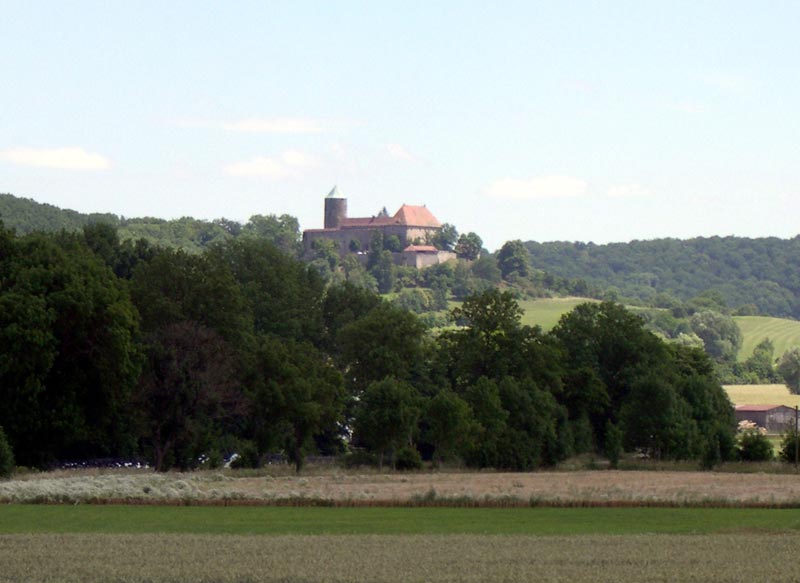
top-left (1, 1), bottom-right (798, 251)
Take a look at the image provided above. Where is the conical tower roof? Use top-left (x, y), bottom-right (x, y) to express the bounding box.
top-left (326, 185), bottom-right (345, 199)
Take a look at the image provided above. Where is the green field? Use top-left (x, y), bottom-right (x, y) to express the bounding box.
top-left (517, 297), bottom-right (597, 331)
top-left (2, 505), bottom-right (800, 535)
top-left (734, 316), bottom-right (800, 361)
top-left (724, 384), bottom-right (800, 408)
top-left (2, 507), bottom-right (800, 582)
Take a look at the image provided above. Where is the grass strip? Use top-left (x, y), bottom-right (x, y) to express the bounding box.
top-left (2, 505), bottom-right (800, 535)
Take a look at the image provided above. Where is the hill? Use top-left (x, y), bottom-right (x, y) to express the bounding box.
top-left (734, 316), bottom-right (800, 362)
top-left (0, 193), bottom-right (118, 233)
top-left (524, 237), bottom-right (800, 319)
top-left (723, 384), bottom-right (800, 408)
top-left (0, 193), bottom-right (300, 254)
top-left (515, 299), bottom-right (800, 366)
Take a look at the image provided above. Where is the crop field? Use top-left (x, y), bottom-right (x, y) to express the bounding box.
top-left (2, 532), bottom-right (799, 583)
top-left (724, 384), bottom-right (800, 408)
top-left (734, 315), bottom-right (800, 361)
top-left (5, 471), bottom-right (800, 582)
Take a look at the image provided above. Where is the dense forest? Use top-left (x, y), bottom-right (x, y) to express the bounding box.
top-left (0, 219), bottom-right (739, 473)
top-left (525, 237), bottom-right (800, 319)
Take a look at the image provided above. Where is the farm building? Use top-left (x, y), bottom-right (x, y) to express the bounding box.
top-left (302, 186), bottom-right (456, 267)
top-left (734, 404), bottom-right (798, 433)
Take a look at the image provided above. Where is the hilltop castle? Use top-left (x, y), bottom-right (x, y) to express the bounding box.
top-left (302, 186), bottom-right (455, 268)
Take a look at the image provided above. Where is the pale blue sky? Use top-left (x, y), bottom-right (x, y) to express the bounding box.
top-left (1, 1), bottom-right (798, 250)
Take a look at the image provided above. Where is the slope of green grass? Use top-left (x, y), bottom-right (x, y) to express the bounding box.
top-left (2, 506), bottom-right (800, 535)
top-left (517, 297), bottom-right (598, 331)
top-left (723, 384), bottom-right (800, 408)
top-left (735, 316), bottom-right (800, 361)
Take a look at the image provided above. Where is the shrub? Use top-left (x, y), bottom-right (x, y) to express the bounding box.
top-left (394, 446), bottom-right (423, 470)
top-left (0, 426), bottom-right (14, 479)
top-left (230, 440), bottom-right (261, 469)
top-left (736, 430), bottom-right (774, 461)
top-left (779, 429), bottom-right (800, 464)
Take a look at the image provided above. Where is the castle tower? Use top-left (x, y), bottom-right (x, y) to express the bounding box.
top-left (324, 185), bottom-right (347, 229)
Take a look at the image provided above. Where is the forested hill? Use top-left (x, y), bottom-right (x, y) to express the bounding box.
top-left (525, 237), bottom-right (800, 319)
top-left (0, 193), bottom-right (299, 254)
top-left (0, 193), bottom-right (119, 233)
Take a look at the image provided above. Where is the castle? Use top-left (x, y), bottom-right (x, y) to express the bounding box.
top-left (302, 186), bottom-right (456, 268)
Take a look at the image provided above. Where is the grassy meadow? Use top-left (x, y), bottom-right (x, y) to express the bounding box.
top-left (724, 384), bottom-right (800, 408)
top-left (734, 315), bottom-right (800, 361)
top-left (517, 297), bottom-right (598, 330)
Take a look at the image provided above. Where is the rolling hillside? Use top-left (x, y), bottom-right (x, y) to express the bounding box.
top-left (734, 316), bottom-right (800, 361)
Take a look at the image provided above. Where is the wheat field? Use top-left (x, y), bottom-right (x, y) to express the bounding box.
top-left (2, 533), bottom-right (800, 583)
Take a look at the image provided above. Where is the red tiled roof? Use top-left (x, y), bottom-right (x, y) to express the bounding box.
top-left (393, 205), bottom-right (441, 227)
top-left (403, 245), bottom-right (438, 253)
top-left (340, 216), bottom-right (399, 228)
top-left (735, 405), bottom-right (787, 412)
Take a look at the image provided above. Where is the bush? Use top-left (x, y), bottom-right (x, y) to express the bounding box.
top-left (230, 440), bottom-right (261, 469)
top-left (737, 430), bottom-right (774, 461)
top-left (0, 426), bottom-right (14, 479)
top-left (394, 446), bottom-right (422, 470)
top-left (779, 429), bottom-right (800, 463)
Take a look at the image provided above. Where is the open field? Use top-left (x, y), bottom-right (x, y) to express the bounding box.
top-left (4, 468), bottom-right (800, 507)
top-left (2, 532), bottom-right (800, 583)
top-left (735, 315), bottom-right (800, 361)
top-left (517, 297), bottom-right (597, 330)
top-left (724, 383), bottom-right (800, 408)
top-left (2, 505), bottom-right (800, 535)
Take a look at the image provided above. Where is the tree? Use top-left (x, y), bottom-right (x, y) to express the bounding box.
top-left (311, 238), bottom-right (340, 270)
top-left (0, 232), bottom-right (141, 467)
top-left (135, 322), bottom-right (240, 471)
top-left (778, 347), bottom-right (800, 394)
top-left (455, 232), bottom-right (483, 261)
top-left (371, 250), bottom-right (397, 293)
top-left (240, 214), bottom-right (301, 255)
top-left (689, 310), bottom-right (742, 364)
top-left (742, 338), bottom-right (778, 382)
top-left (496, 240), bottom-right (530, 279)
top-left (354, 378), bottom-right (421, 468)
top-left (0, 425), bottom-right (14, 479)
top-left (250, 336), bottom-right (345, 472)
top-left (337, 302), bottom-right (427, 394)
top-left (213, 238), bottom-right (323, 344)
top-left (384, 234), bottom-right (403, 253)
top-left (430, 223), bottom-right (458, 251)
top-left (424, 390), bottom-right (474, 466)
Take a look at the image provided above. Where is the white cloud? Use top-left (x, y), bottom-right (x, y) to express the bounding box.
top-left (174, 117), bottom-right (327, 133)
top-left (0, 147), bottom-right (111, 170)
top-left (386, 143), bottom-right (418, 162)
top-left (485, 175), bottom-right (588, 200)
top-left (224, 150), bottom-right (318, 179)
top-left (607, 183), bottom-right (650, 199)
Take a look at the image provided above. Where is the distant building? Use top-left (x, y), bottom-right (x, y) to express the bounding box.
top-left (734, 404), bottom-right (797, 433)
top-left (302, 186), bottom-right (456, 267)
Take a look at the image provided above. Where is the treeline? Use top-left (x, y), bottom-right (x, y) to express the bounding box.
top-left (0, 221), bottom-right (737, 472)
top-left (525, 236), bottom-right (800, 318)
top-left (0, 193), bottom-right (299, 255)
